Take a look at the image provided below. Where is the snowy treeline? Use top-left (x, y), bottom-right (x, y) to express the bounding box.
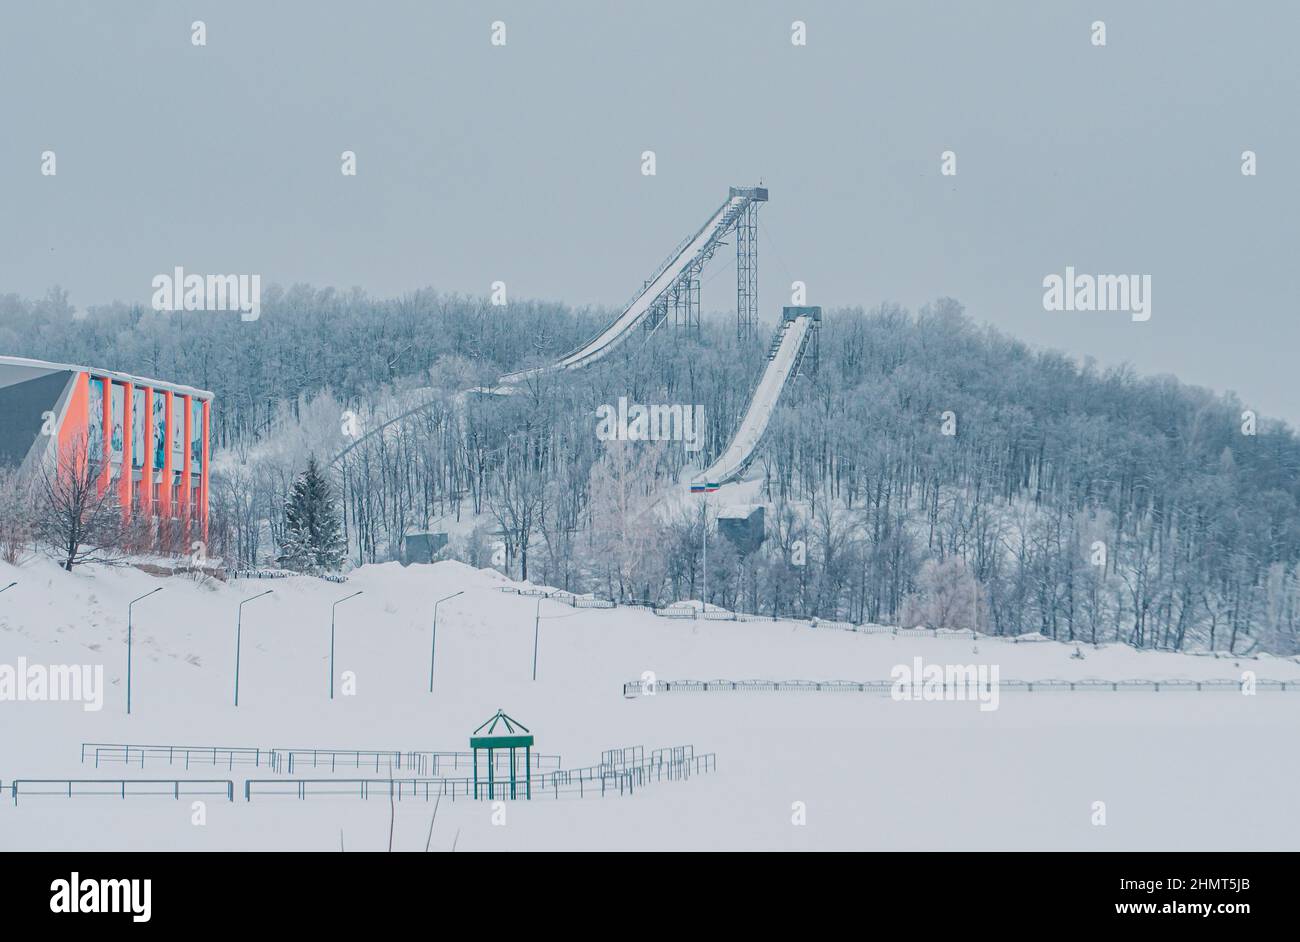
top-left (754, 299), bottom-right (1300, 654)
top-left (4, 290), bottom-right (1300, 653)
top-left (0, 285), bottom-right (593, 449)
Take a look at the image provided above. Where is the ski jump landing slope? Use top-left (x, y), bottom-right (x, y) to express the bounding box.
top-left (692, 309), bottom-right (818, 489)
top-left (499, 187), bottom-right (767, 385)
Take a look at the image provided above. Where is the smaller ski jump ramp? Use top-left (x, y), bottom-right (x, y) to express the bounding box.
top-left (692, 306), bottom-right (820, 490)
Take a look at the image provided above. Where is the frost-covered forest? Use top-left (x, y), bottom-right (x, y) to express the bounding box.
top-left (3, 287), bottom-right (1299, 654)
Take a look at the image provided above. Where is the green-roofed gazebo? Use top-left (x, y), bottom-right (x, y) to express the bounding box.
top-left (471, 709), bottom-right (535, 800)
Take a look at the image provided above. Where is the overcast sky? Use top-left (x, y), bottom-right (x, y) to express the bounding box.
top-left (2, 1), bottom-right (1297, 421)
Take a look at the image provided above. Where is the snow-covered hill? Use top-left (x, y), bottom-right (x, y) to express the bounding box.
top-left (2, 557), bottom-right (1298, 851)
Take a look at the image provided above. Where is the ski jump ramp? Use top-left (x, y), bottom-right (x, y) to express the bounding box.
top-left (691, 306), bottom-right (821, 491)
top-left (499, 186), bottom-right (768, 385)
top-left (334, 187), bottom-right (818, 485)
top-left (497, 184), bottom-right (819, 488)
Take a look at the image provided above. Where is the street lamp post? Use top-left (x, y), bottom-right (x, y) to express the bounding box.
top-left (126, 587), bottom-right (163, 714)
top-left (429, 590), bottom-right (464, 692)
top-left (532, 597), bottom-right (542, 681)
top-left (234, 589), bottom-right (274, 706)
top-left (330, 590), bottom-right (363, 699)
top-left (701, 503), bottom-right (708, 614)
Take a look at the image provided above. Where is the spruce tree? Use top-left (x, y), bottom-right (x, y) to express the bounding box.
top-left (277, 457), bottom-right (346, 573)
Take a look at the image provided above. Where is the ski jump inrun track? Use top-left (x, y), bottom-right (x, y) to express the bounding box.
top-left (333, 185), bottom-right (821, 492)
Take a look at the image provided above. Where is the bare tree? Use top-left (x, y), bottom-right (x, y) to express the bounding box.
top-left (0, 464), bottom-right (36, 565)
top-left (36, 434), bottom-right (123, 571)
top-left (585, 442), bottom-right (669, 601)
top-left (901, 556), bottom-right (981, 630)
top-left (488, 433), bottom-right (546, 582)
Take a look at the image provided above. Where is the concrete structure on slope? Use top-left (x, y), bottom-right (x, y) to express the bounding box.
top-left (718, 505), bottom-right (765, 556)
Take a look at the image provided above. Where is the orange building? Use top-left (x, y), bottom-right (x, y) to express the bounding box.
top-left (0, 356), bottom-right (212, 537)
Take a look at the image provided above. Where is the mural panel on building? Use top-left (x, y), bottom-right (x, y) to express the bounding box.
top-left (132, 389), bottom-right (146, 469)
top-left (109, 382), bottom-right (125, 464)
top-left (191, 398), bottom-right (203, 472)
top-left (88, 378), bottom-right (104, 457)
top-left (153, 393), bottom-right (166, 469)
top-left (171, 395), bottom-right (185, 467)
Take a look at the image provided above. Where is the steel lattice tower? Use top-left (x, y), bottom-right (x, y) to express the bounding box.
top-left (636, 186), bottom-right (765, 340)
top-left (735, 201), bottom-right (760, 342)
top-left (673, 263), bottom-right (702, 332)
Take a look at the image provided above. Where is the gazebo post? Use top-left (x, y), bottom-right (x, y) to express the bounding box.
top-left (473, 747), bottom-right (478, 799)
top-left (526, 744), bottom-right (532, 800)
top-left (488, 747), bottom-right (494, 800)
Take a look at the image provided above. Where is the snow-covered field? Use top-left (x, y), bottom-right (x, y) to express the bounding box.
top-left (2, 556), bottom-right (1298, 851)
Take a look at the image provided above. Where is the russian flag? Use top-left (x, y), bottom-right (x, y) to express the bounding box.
top-left (690, 481), bottom-right (719, 493)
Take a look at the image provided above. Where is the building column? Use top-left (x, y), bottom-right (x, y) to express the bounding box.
top-left (97, 377), bottom-right (111, 495)
top-left (119, 382), bottom-right (133, 518)
top-left (141, 387), bottom-right (154, 517)
top-left (201, 398), bottom-right (210, 541)
top-left (179, 394), bottom-right (192, 539)
top-left (159, 390), bottom-right (173, 522)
